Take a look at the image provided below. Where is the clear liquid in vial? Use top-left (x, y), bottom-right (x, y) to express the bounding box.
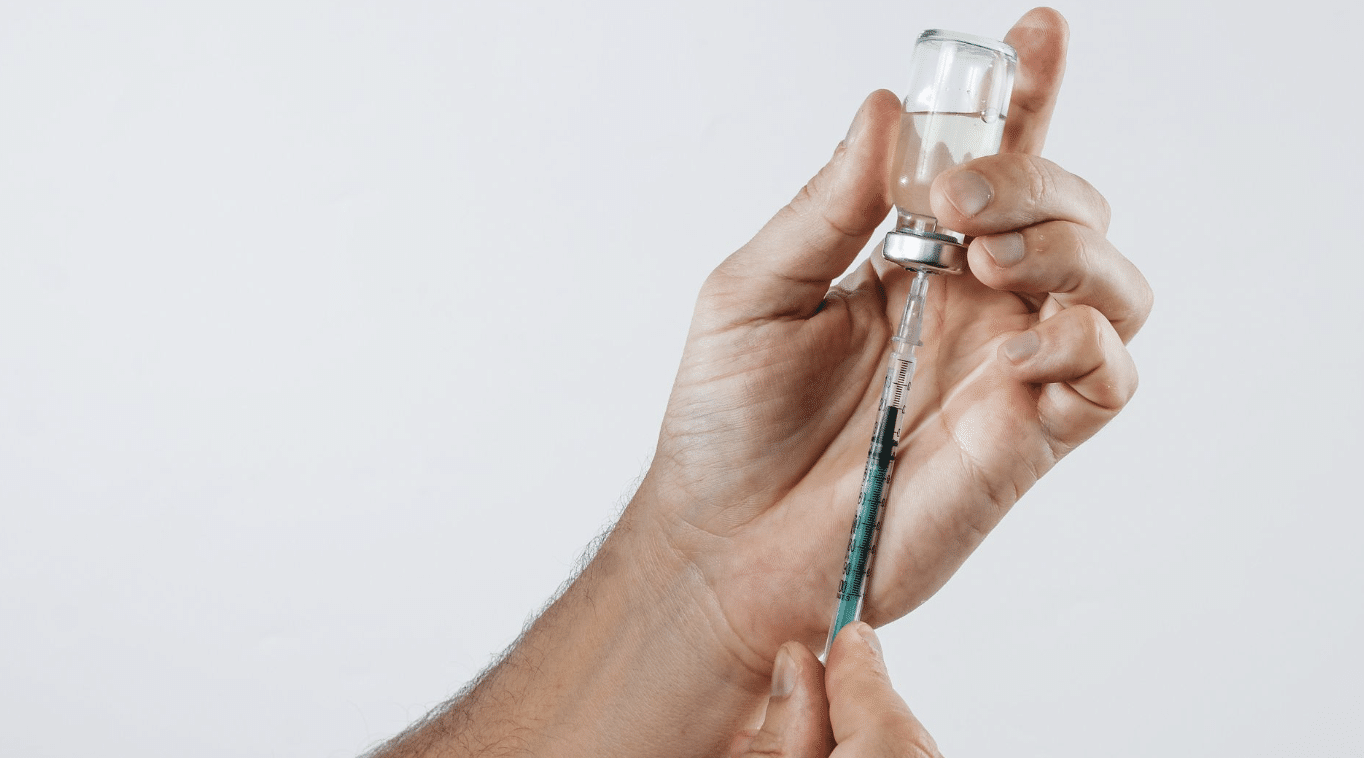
top-left (891, 111), bottom-right (1006, 233)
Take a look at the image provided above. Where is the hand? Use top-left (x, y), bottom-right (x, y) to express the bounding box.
top-left (629, 7), bottom-right (1152, 674)
top-left (378, 9), bottom-right (1151, 758)
top-left (731, 623), bottom-right (941, 758)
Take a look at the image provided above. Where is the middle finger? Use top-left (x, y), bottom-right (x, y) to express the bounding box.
top-left (968, 220), bottom-right (1152, 342)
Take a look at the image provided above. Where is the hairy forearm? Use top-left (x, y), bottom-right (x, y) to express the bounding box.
top-left (372, 485), bottom-right (769, 758)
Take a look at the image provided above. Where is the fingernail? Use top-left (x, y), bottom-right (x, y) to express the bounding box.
top-left (771, 645), bottom-right (796, 699)
top-left (944, 170), bottom-right (993, 217)
top-left (982, 233), bottom-right (1026, 267)
top-left (854, 622), bottom-right (882, 657)
top-left (1002, 330), bottom-right (1041, 363)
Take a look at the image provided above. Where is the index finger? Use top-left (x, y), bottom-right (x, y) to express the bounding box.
top-left (1001, 7), bottom-right (1070, 156)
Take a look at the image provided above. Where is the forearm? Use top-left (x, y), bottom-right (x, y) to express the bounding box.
top-left (373, 484), bottom-right (769, 758)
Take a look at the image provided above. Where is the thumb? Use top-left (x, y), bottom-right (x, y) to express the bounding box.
top-left (705, 89), bottom-right (900, 325)
top-left (730, 642), bottom-right (834, 758)
top-left (825, 623), bottom-right (941, 756)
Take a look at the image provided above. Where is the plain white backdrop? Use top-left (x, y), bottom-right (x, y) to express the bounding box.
top-left (2, 1), bottom-right (1361, 756)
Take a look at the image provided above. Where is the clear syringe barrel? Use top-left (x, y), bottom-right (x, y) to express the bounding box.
top-left (823, 270), bottom-right (931, 657)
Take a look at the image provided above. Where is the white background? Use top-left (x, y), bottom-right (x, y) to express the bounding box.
top-left (2, 1), bottom-right (1361, 756)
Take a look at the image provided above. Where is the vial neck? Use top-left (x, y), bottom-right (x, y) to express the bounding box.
top-left (894, 211), bottom-right (965, 245)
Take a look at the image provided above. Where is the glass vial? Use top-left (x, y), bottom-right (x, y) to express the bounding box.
top-left (882, 30), bottom-right (1017, 274)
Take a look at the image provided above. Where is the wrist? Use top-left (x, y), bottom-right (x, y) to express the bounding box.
top-left (629, 468), bottom-right (843, 670)
top-left (515, 491), bottom-right (772, 757)
top-left (609, 478), bottom-right (775, 694)
top-left (396, 483), bottom-right (774, 758)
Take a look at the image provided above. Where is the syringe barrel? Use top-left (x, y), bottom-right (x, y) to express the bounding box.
top-left (823, 273), bottom-right (930, 657)
top-left (824, 382), bottom-right (905, 655)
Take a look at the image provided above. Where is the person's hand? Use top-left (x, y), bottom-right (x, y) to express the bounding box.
top-left (731, 623), bottom-right (941, 758)
top-left (628, 7), bottom-right (1152, 676)
top-left (378, 9), bottom-right (1151, 758)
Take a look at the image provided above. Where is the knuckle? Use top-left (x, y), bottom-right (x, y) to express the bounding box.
top-left (1070, 303), bottom-right (1109, 347)
top-left (1023, 155), bottom-right (1111, 232)
top-left (1098, 361), bottom-right (1138, 411)
top-left (1095, 377), bottom-right (1128, 411)
top-left (1133, 272), bottom-right (1156, 327)
top-left (1123, 362), bottom-right (1141, 405)
top-left (781, 170), bottom-right (862, 244)
top-left (699, 261), bottom-right (745, 305)
top-left (1018, 155), bottom-right (1056, 212)
top-left (1085, 177), bottom-right (1114, 232)
top-left (1052, 222), bottom-right (1088, 294)
top-left (1095, 194), bottom-right (1113, 232)
top-left (1054, 161), bottom-right (1110, 231)
top-left (1113, 277), bottom-right (1155, 343)
top-left (786, 180), bottom-right (820, 218)
top-left (1068, 304), bottom-right (1139, 409)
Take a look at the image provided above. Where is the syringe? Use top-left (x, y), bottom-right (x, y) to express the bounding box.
top-left (823, 269), bottom-right (931, 656)
top-left (821, 28), bottom-right (1017, 656)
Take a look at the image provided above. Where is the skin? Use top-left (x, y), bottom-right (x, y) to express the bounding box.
top-left (732, 624), bottom-right (939, 758)
top-left (373, 7), bottom-right (1152, 758)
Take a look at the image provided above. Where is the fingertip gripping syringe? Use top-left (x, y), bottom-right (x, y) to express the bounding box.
top-left (824, 30), bottom-right (1017, 657)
